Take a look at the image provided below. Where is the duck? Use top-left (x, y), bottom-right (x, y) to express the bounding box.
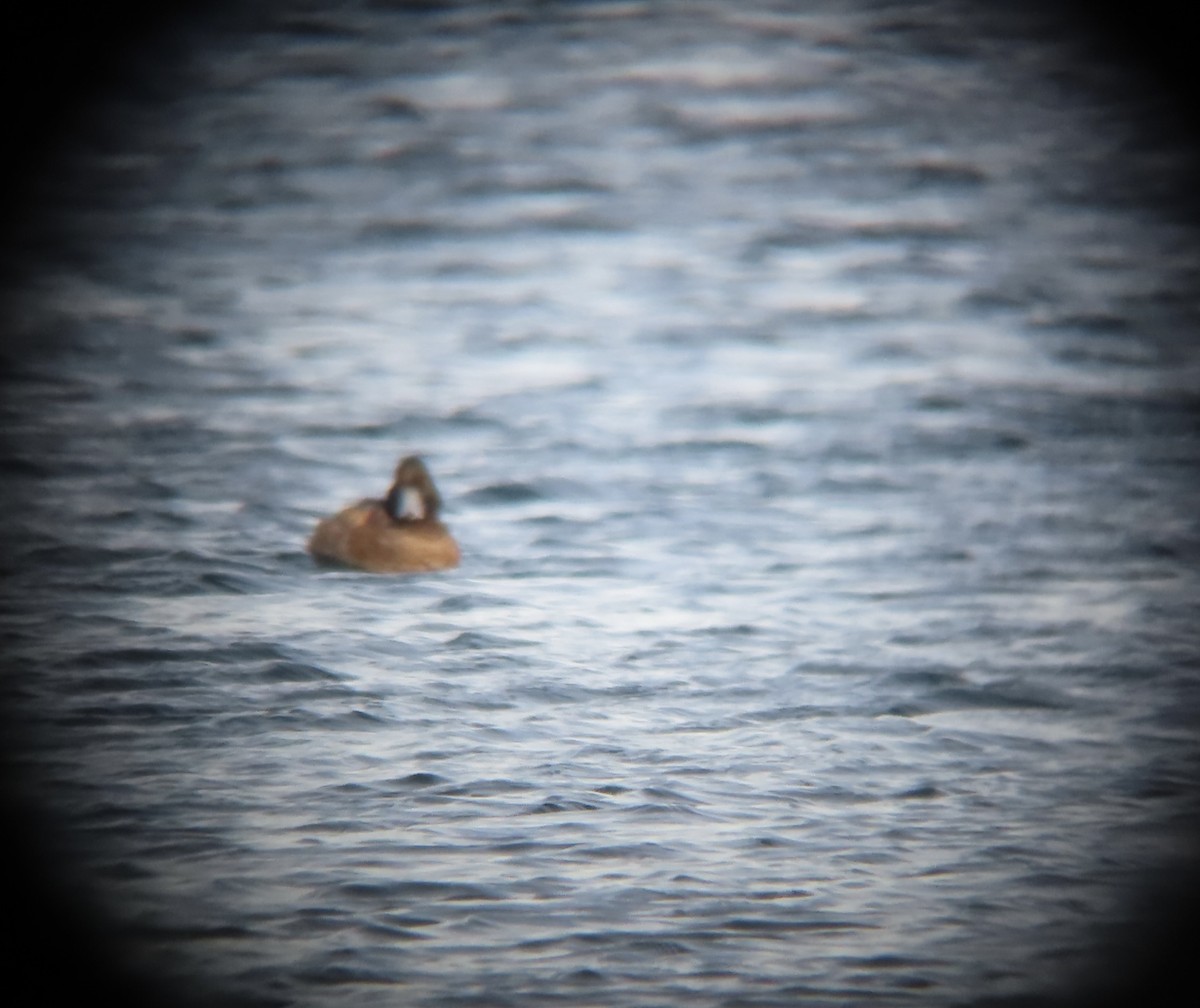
top-left (307, 455), bottom-right (460, 573)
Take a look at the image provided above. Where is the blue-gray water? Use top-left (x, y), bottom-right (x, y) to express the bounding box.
top-left (2, 2), bottom-right (1199, 1006)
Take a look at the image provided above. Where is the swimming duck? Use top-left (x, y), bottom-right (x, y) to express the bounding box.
top-left (307, 455), bottom-right (460, 573)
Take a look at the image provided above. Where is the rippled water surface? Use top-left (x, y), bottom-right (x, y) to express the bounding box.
top-left (2, 2), bottom-right (1199, 1006)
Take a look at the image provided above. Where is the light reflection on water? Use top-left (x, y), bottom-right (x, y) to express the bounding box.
top-left (2, 1), bottom-right (1199, 1006)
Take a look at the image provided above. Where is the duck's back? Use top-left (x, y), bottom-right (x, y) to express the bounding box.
top-left (308, 501), bottom-right (460, 573)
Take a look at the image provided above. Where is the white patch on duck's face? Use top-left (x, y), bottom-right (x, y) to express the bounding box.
top-left (397, 486), bottom-right (425, 520)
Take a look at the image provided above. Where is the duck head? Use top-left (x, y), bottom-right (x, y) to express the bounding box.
top-left (384, 455), bottom-right (443, 522)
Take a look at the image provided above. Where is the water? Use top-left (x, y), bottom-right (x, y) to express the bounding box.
top-left (2, 2), bottom-right (1199, 1005)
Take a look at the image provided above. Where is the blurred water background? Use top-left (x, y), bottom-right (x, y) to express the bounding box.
top-left (2, 1), bottom-right (1199, 1006)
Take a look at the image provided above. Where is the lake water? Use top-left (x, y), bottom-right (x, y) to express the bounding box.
top-left (2, 2), bottom-right (1199, 1006)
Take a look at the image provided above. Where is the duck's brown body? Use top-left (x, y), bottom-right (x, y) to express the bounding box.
top-left (307, 456), bottom-right (460, 574)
